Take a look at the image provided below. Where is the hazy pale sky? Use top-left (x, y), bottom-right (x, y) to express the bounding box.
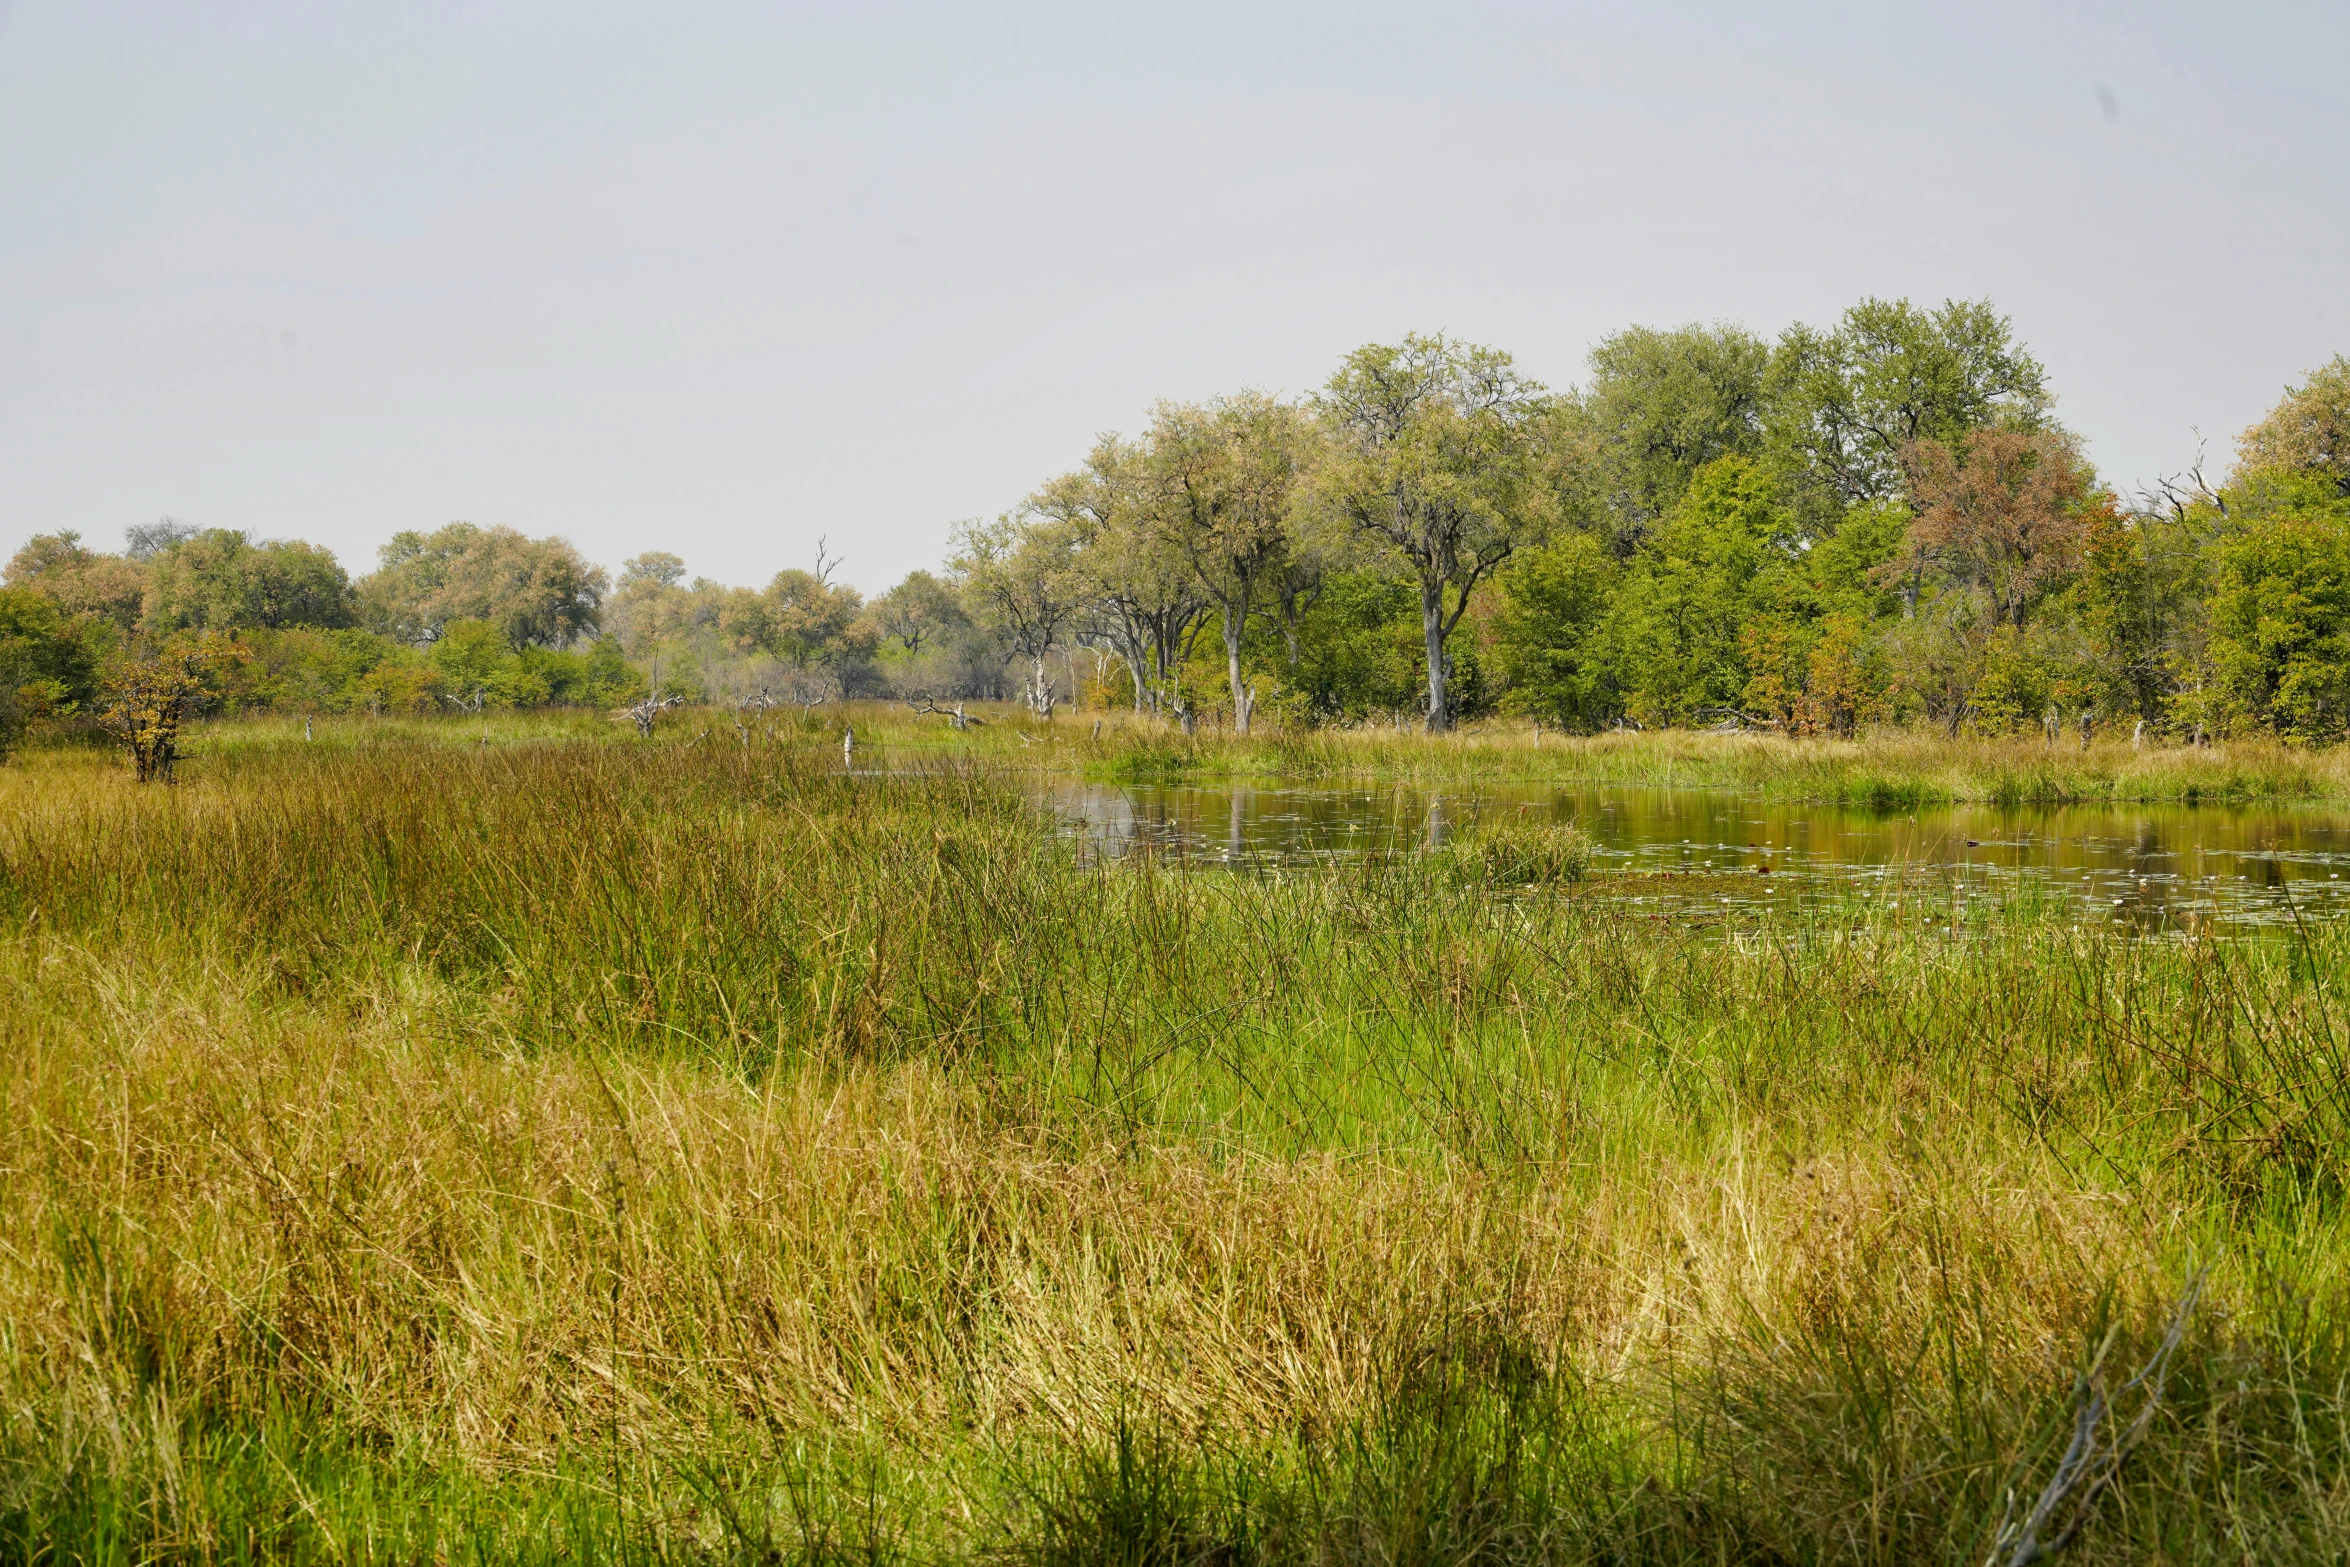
top-left (3, 1), bottom-right (2345, 594)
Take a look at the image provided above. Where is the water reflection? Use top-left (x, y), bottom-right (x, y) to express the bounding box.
top-left (1050, 781), bottom-right (2350, 932)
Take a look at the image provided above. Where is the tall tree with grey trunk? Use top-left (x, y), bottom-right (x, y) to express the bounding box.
top-left (950, 512), bottom-right (1084, 717)
top-left (1146, 391), bottom-right (1305, 735)
top-left (1029, 438), bottom-right (1208, 721)
top-left (1315, 334), bottom-right (1551, 732)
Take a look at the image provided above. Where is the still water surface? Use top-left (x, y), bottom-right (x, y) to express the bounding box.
top-left (1049, 781), bottom-right (2350, 931)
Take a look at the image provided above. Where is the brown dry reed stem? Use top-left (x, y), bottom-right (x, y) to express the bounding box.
top-left (3, 728), bottom-right (2350, 1561)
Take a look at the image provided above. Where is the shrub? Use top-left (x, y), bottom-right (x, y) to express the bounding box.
top-left (0, 586), bottom-right (102, 759)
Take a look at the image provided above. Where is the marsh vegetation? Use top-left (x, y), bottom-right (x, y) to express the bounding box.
top-left (6, 714), bottom-right (2350, 1562)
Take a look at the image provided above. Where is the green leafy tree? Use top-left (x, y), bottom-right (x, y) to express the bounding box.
top-left (1737, 619), bottom-right (1810, 728)
top-left (208, 628), bottom-right (426, 715)
top-left (0, 587), bottom-right (103, 757)
top-left (140, 529), bottom-right (356, 633)
top-left (1724, 500), bottom-right (1904, 733)
top-left (1144, 392), bottom-right (1306, 733)
top-left (872, 568), bottom-right (996, 702)
top-left (872, 570), bottom-right (968, 660)
top-left (429, 620), bottom-right (533, 706)
top-left (4, 532), bottom-right (148, 632)
top-left (1604, 456), bottom-right (1794, 724)
top-left (519, 639), bottom-right (645, 708)
top-left (1033, 439), bottom-right (1210, 721)
top-left (1964, 625), bottom-right (2060, 733)
top-left (1315, 334), bottom-right (1551, 731)
top-left (361, 523), bottom-right (606, 649)
top-left (1767, 298), bottom-right (2049, 527)
top-left (1796, 613), bottom-right (1883, 737)
top-left (1860, 430), bottom-right (2090, 734)
top-left (1558, 322), bottom-right (1770, 548)
top-left (952, 512), bottom-right (1086, 716)
top-left (608, 553), bottom-right (694, 654)
top-left (1262, 571), bottom-right (1457, 727)
top-left (1880, 592), bottom-right (1994, 736)
top-left (2238, 355), bottom-right (2350, 499)
top-left (1492, 533), bottom-right (1620, 730)
top-left (761, 568), bottom-right (871, 670)
top-left (2206, 473), bottom-right (2350, 742)
top-left (1807, 500), bottom-right (1911, 618)
top-left (2069, 495), bottom-right (2169, 722)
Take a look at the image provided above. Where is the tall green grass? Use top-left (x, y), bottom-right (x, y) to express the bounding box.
top-left (710, 701), bottom-right (2350, 802)
top-left (150, 703), bottom-right (2350, 803)
top-left (6, 730), bottom-right (2350, 1561)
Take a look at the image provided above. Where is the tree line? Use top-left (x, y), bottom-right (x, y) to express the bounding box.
top-left (6, 297), bottom-right (2349, 751)
top-left (1, 519), bottom-right (629, 738)
top-left (940, 307), bottom-right (2349, 744)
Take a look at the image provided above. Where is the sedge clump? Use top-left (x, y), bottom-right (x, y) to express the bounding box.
top-left (1437, 817), bottom-right (1594, 885)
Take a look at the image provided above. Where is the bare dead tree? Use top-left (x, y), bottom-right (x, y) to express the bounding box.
top-left (625, 691), bottom-right (685, 738)
top-left (1690, 705), bottom-right (1781, 733)
top-left (906, 693), bottom-right (983, 731)
top-left (2137, 431), bottom-right (2229, 525)
top-left (1986, 1270), bottom-right (2204, 1567)
top-left (776, 664), bottom-right (839, 720)
top-left (731, 687), bottom-right (776, 746)
top-left (442, 684), bottom-right (491, 742)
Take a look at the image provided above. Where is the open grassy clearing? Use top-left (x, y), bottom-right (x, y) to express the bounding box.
top-left (5, 726), bottom-right (2350, 1562)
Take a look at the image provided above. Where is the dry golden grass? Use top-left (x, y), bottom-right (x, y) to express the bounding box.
top-left (2, 978), bottom-right (2155, 1489)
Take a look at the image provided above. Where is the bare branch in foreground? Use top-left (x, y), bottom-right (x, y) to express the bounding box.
top-left (1988, 1269), bottom-right (2204, 1567)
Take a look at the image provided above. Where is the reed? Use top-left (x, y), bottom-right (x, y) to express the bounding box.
top-left (630, 701), bottom-right (2350, 802)
top-left (148, 703), bottom-right (2350, 803)
top-left (4, 728), bottom-right (2350, 1562)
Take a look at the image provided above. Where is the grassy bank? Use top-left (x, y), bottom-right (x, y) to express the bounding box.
top-left (139, 703), bottom-right (2350, 806)
top-left (5, 734), bottom-right (2350, 1561)
top-left (1062, 719), bottom-right (2350, 804)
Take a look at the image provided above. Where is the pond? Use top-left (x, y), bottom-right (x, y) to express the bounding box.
top-left (1048, 780), bottom-right (2350, 932)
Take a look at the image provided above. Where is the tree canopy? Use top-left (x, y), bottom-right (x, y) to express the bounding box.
top-left (143, 529), bottom-right (357, 634)
top-left (1315, 334), bottom-right (1552, 731)
top-left (362, 523), bottom-right (606, 650)
top-left (7, 303), bottom-right (2350, 749)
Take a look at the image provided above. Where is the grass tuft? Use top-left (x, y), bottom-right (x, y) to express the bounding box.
top-left (1434, 817), bottom-right (1594, 885)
